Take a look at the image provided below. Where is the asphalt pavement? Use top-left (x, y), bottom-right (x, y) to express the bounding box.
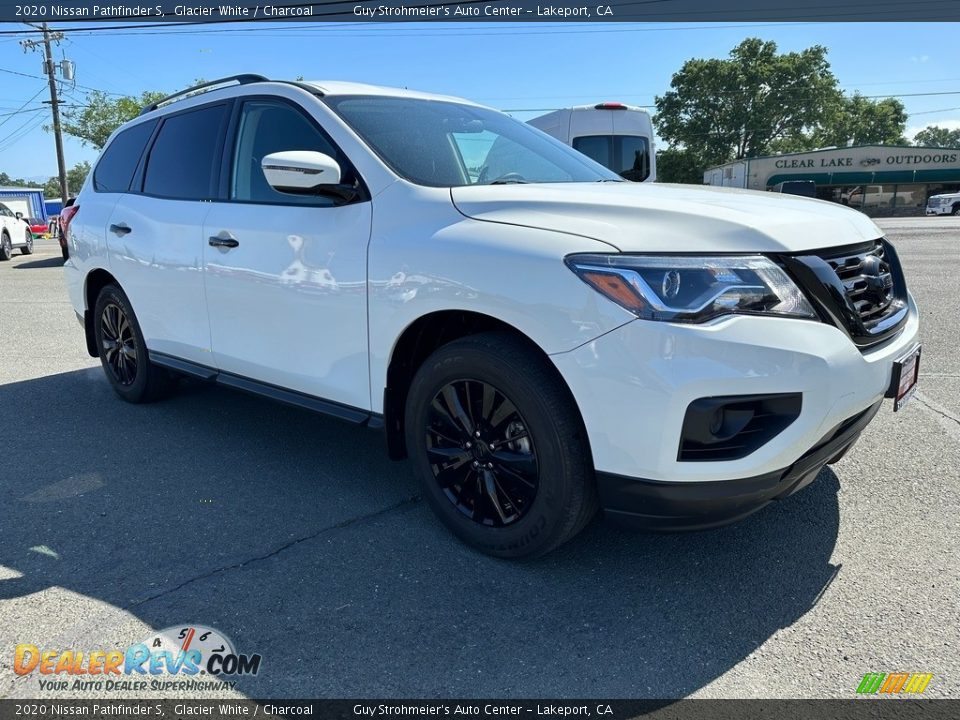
top-left (0, 219), bottom-right (957, 700)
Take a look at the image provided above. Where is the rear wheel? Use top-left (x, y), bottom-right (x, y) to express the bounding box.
top-left (93, 284), bottom-right (173, 403)
top-left (405, 332), bottom-right (597, 558)
top-left (21, 229), bottom-right (33, 255)
top-left (952, 205), bottom-right (960, 216)
top-left (0, 232), bottom-right (10, 261)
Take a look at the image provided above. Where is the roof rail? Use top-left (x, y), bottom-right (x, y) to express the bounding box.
top-left (140, 74), bottom-right (270, 115)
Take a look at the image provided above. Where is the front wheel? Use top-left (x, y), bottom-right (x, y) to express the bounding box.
top-left (952, 205), bottom-right (960, 216)
top-left (93, 284), bottom-right (173, 403)
top-left (0, 233), bottom-right (11, 261)
top-left (21, 229), bottom-right (33, 255)
top-left (405, 332), bottom-right (597, 558)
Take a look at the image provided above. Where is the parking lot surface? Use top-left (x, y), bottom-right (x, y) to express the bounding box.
top-left (0, 218), bottom-right (957, 699)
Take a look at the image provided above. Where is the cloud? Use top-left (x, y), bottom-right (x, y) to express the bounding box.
top-left (910, 55), bottom-right (931, 63)
top-left (907, 118), bottom-right (960, 141)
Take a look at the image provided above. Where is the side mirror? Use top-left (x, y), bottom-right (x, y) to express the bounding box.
top-left (261, 151), bottom-right (342, 194)
top-left (15, 211), bottom-right (22, 220)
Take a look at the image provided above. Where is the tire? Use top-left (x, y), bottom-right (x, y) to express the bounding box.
top-left (405, 332), bottom-right (598, 558)
top-left (93, 283), bottom-right (173, 403)
top-left (0, 232), bottom-right (10, 261)
top-left (21, 229), bottom-right (33, 255)
top-left (952, 205), bottom-right (960, 216)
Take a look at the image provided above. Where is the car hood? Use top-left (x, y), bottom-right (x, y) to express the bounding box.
top-left (450, 182), bottom-right (883, 253)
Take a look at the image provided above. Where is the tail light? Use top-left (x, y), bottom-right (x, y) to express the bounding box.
top-left (59, 203), bottom-right (79, 255)
top-left (595, 102), bottom-right (627, 110)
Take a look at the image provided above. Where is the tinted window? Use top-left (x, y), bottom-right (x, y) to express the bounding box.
top-left (143, 105), bottom-right (227, 199)
top-left (94, 120), bottom-right (157, 193)
top-left (0, 204), bottom-right (10, 216)
top-left (326, 96), bottom-right (619, 187)
top-left (572, 135), bottom-right (650, 182)
top-left (231, 100), bottom-right (341, 205)
top-left (572, 136), bottom-right (610, 167)
top-left (617, 136), bottom-right (650, 182)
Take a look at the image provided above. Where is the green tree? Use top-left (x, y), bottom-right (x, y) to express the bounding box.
top-left (0, 172), bottom-right (33, 188)
top-left (815, 94), bottom-right (907, 147)
top-left (655, 38), bottom-right (841, 171)
top-left (913, 125), bottom-right (960, 147)
top-left (655, 148), bottom-right (704, 184)
top-left (43, 162), bottom-right (90, 198)
top-left (61, 90), bottom-right (166, 149)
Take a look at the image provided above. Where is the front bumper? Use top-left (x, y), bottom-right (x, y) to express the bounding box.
top-left (550, 293), bottom-right (920, 524)
top-left (598, 400), bottom-right (880, 530)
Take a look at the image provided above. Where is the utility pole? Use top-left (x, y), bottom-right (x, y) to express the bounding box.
top-left (21, 24), bottom-right (71, 204)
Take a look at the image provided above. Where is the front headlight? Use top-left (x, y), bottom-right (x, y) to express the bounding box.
top-left (566, 254), bottom-right (817, 323)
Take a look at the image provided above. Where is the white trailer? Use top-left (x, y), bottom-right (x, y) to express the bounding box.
top-left (528, 103), bottom-right (656, 182)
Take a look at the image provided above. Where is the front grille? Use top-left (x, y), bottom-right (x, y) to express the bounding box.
top-left (779, 238), bottom-right (909, 350)
top-left (823, 242), bottom-right (896, 328)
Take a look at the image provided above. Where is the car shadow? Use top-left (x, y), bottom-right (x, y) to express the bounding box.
top-left (0, 369), bottom-right (842, 698)
top-left (13, 256), bottom-right (65, 269)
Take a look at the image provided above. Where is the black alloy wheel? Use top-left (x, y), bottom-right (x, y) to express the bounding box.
top-left (425, 379), bottom-right (539, 527)
top-left (0, 233), bottom-right (10, 261)
top-left (100, 302), bottom-right (138, 386)
top-left (405, 332), bottom-right (598, 558)
top-left (93, 283), bottom-right (174, 403)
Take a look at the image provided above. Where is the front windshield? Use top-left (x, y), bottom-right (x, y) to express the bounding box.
top-left (324, 95), bottom-right (622, 187)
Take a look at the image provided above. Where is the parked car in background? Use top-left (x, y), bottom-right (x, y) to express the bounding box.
top-left (528, 103), bottom-right (656, 182)
top-left (58, 197), bottom-right (77, 261)
top-left (771, 180), bottom-right (816, 198)
top-left (0, 201), bottom-right (33, 260)
top-left (925, 191), bottom-right (960, 215)
top-left (26, 218), bottom-right (49, 237)
top-left (65, 76), bottom-right (920, 557)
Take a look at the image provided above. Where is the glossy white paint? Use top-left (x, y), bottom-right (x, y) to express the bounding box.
top-left (261, 150), bottom-right (341, 191)
top-left (552, 293), bottom-right (920, 482)
top-left (451, 182), bottom-right (884, 253)
top-left (65, 78), bottom-right (921, 490)
top-left (202, 199), bottom-right (371, 409)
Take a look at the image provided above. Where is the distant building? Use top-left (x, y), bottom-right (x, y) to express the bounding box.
top-left (0, 187), bottom-right (47, 221)
top-left (703, 144), bottom-right (960, 216)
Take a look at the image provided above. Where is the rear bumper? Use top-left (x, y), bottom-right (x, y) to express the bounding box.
top-left (598, 400), bottom-right (881, 530)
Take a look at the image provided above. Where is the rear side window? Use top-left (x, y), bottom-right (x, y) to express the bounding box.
top-left (572, 135), bottom-right (651, 182)
top-left (93, 120), bottom-right (157, 193)
top-left (143, 104), bottom-right (228, 199)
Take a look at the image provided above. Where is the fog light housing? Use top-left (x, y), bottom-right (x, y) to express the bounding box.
top-left (678, 393), bottom-right (802, 461)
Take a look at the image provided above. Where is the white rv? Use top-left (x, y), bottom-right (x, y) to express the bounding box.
top-left (528, 103), bottom-right (656, 182)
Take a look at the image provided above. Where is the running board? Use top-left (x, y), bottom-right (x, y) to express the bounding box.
top-left (149, 351), bottom-right (382, 428)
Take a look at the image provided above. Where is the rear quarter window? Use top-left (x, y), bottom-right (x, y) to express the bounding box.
top-left (93, 120), bottom-right (157, 193)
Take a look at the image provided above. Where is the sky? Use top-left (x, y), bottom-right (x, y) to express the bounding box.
top-left (0, 20), bottom-right (959, 181)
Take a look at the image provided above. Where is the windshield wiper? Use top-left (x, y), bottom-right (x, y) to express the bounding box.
top-left (489, 179), bottom-right (529, 185)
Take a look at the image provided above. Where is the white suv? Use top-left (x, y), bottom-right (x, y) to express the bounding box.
top-left (0, 202), bottom-right (34, 260)
top-left (64, 76), bottom-right (921, 557)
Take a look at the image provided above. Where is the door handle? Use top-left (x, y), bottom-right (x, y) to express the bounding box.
top-left (109, 223), bottom-right (132, 236)
top-left (208, 234), bottom-right (239, 249)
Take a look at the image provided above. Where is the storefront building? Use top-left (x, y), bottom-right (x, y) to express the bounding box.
top-left (703, 145), bottom-right (960, 216)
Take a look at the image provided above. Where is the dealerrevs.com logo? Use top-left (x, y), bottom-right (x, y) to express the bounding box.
top-left (14, 625), bottom-right (262, 693)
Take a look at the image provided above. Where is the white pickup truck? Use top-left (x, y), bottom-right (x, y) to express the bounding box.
top-left (925, 191), bottom-right (960, 215)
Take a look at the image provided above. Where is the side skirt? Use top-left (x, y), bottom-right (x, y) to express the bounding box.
top-left (149, 351), bottom-right (384, 429)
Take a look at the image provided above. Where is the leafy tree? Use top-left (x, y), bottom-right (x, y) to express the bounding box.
top-left (0, 172), bottom-right (34, 188)
top-left (913, 125), bottom-right (960, 147)
top-left (655, 38), bottom-right (840, 171)
top-left (43, 162), bottom-right (90, 198)
top-left (815, 94), bottom-right (907, 147)
top-left (655, 148), bottom-right (704, 184)
top-left (61, 90), bottom-right (166, 149)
